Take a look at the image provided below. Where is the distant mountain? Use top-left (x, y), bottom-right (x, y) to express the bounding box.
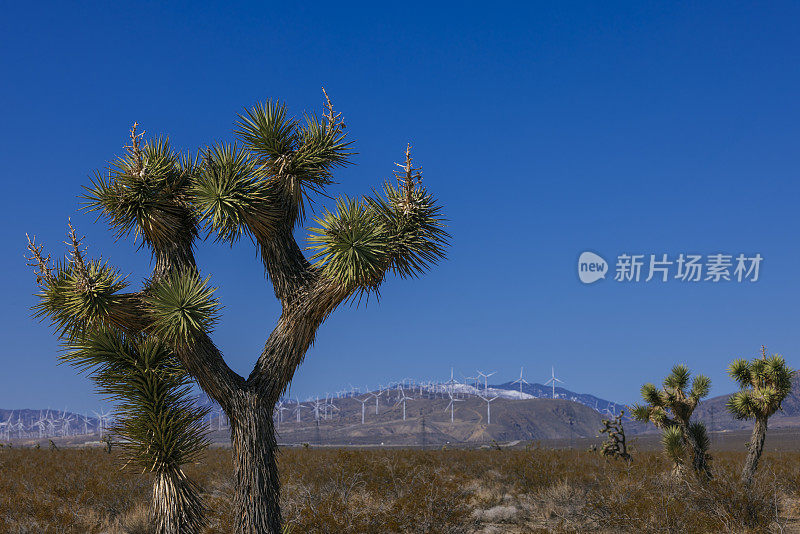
top-left (493, 381), bottom-right (627, 415)
top-left (9, 374), bottom-right (797, 446)
top-left (272, 396), bottom-right (613, 446)
top-left (197, 383), bottom-right (638, 444)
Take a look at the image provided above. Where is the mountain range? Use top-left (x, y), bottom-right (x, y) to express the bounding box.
top-left (3, 375), bottom-right (799, 446)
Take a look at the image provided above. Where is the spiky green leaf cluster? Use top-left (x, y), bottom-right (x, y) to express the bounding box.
top-left (144, 270), bottom-right (220, 347)
top-left (33, 258), bottom-right (128, 339)
top-left (367, 181), bottom-right (449, 279)
top-left (662, 425), bottom-right (686, 465)
top-left (307, 197), bottom-right (388, 291)
top-left (234, 100), bottom-right (353, 222)
top-left (690, 374), bottom-right (712, 401)
top-left (65, 330), bottom-right (208, 472)
top-left (632, 365), bottom-right (711, 429)
top-left (83, 137), bottom-right (197, 249)
top-left (192, 143), bottom-right (278, 243)
top-left (307, 182), bottom-right (450, 293)
top-left (726, 353), bottom-right (794, 420)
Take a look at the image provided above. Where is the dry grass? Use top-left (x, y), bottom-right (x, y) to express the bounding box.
top-left (0, 446), bottom-right (798, 533)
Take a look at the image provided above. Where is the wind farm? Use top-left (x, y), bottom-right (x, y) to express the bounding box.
top-left (8, 364), bottom-right (800, 451)
top-left (0, 365), bottom-right (622, 446)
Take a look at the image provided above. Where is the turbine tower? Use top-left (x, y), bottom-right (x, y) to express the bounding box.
top-left (444, 390), bottom-right (463, 423)
top-left (544, 366), bottom-right (564, 399)
top-left (444, 367), bottom-right (457, 396)
top-left (394, 387), bottom-right (412, 421)
top-left (369, 389), bottom-right (384, 415)
top-left (294, 400), bottom-right (307, 423)
top-left (478, 393), bottom-right (498, 425)
top-left (511, 366), bottom-right (530, 395)
top-left (357, 396), bottom-right (369, 424)
top-left (93, 409), bottom-right (110, 434)
top-left (476, 370), bottom-right (496, 391)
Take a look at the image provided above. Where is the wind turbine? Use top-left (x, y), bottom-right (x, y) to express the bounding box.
top-left (477, 370), bottom-right (496, 391)
top-left (462, 374), bottom-right (478, 395)
top-left (93, 409), bottom-right (110, 434)
top-left (356, 396), bottom-right (369, 424)
top-left (511, 366), bottom-right (530, 395)
top-left (312, 397), bottom-right (321, 421)
top-left (46, 414), bottom-right (58, 437)
top-left (369, 389), bottom-right (384, 415)
top-left (33, 412), bottom-right (47, 439)
top-left (323, 394), bottom-right (330, 420)
top-left (61, 413), bottom-right (75, 436)
top-left (294, 400), bottom-right (307, 423)
top-left (276, 402), bottom-right (287, 426)
top-left (444, 390), bottom-right (463, 424)
top-left (394, 388), bottom-right (412, 421)
top-left (478, 393), bottom-right (498, 425)
top-left (444, 367), bottom-right (457, 396)
top-left (217, 408), bottom-right (227, 431)
top-left (0, 412), bottom-right (12, 440)
top-left (16, 413), bottom-right (26, 439)
top-left (327, 401), bottom-right (339, 421)
top-left (544, 366), bottom-right (564, 399)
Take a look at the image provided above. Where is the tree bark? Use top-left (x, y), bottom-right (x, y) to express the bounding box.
top-left (152, 467), bottom-right (206, 534)
top-left (742, 416), bottom-right (768, 485)
top-left (679, 422), bottom-right (710, 478)
top-left (689, 437), bottom-right (708, 476)
top-left (230, 391), bottom-right (283, 534)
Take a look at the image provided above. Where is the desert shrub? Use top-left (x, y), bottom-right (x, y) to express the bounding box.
top-left (0, 447), bottom-right (797, 533)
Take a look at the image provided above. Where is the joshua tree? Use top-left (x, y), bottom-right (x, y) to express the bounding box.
top-left (727, 347), bottom-right (794, 484)
top-left (26, 92), bottom-right (448, 534)
top-left (632, 364), bottom-right (711, 477)
top-left (598, 410), bottom-right (631, 462)
top-left (27, 226), bottom-right (210, 533)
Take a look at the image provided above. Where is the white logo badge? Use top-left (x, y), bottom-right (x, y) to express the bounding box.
top-left (578, 252), bottom-right (608, 284)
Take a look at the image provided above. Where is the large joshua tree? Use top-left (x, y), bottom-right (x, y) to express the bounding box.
top-left (27, 92), bottom-right (448, 533)
top-left (727, 347), bottom-right (794, 484)
top-left (632, 364), bottom-right (711, 477)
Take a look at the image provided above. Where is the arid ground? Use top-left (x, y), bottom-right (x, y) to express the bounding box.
top-left (1, 438), bottom-right (799, 533)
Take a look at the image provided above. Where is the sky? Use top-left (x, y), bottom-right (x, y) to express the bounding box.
top-left (2, 2), bottom-right (799, 413)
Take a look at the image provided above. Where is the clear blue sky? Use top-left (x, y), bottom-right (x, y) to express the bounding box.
top-left (2, 2), bottom-right (799, 412)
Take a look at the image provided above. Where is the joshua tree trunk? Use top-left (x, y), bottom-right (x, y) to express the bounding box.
top-left (679, 423), bottom-right (710, 477)
top-left (229, 393), bottom-right (283, 534)
top-left (689, 437), bottom-right (708, 476)
top-left (152, 467), bottom-right (206, 534)
top-left (742, 416), bottom-right (767, 485)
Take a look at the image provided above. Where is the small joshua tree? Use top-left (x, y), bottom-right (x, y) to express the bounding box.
top-left (727, 346), bottom-right (794, 484)
top-left (632, 364), bottom-right (711, 477)
top-left (599, 410), bottom-right (631, 462)
top-left (26, 91), bottom-right (448, 534)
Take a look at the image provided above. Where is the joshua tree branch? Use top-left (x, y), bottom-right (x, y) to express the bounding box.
top-left (255, 223), bottom-right (316, 306)
top-left (248, 278), bottom-right (350, 402)
top-left (176, 335), bottom-right (246, 414)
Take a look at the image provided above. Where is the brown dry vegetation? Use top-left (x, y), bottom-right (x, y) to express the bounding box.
top-left (0, 446), bottom-right (798, 533)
